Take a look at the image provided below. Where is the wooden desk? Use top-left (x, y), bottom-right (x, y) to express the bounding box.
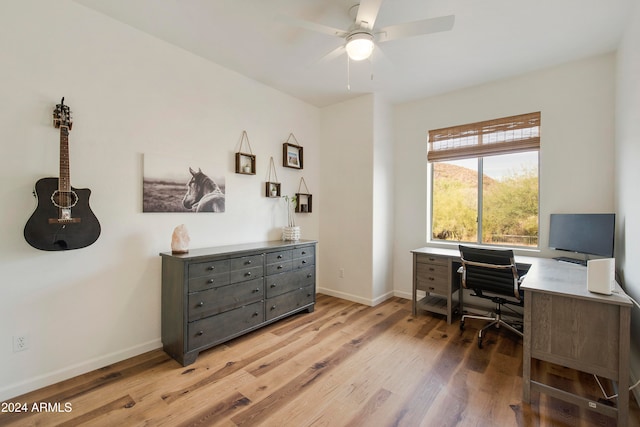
top-left (411, 247), bottom-right (463, 324)
top-left (521, 259), bottom-right (632, 426)
top-left (411, 246), bottom-right (632, 425)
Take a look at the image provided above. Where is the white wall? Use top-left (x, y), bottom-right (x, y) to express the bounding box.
top-left (318, 94), bottom-right (395, 306)
top-left (615, 1), bottom-right (640, 397)
top-left (318, 95), bottom-right (375, 304)
top-left (392, 54), bottom-right (617, 299)
top-left (0, 0), bottom-right (320, 400)
top-left (372, 97), bottom-right (394, 304)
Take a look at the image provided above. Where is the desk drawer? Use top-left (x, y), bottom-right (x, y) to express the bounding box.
top-left (416, 263), bottom-right (449, 294)
top-left (416, 254), bottom-right (449, 267)
top-left (416, 263), bottom-right (448, 281)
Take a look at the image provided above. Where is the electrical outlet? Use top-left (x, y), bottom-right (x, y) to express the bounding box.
top-left (13, 335), bottom-right (29, 352)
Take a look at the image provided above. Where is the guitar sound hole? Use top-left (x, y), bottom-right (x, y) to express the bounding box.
top-left (51, 190), bottom-right (79, 209)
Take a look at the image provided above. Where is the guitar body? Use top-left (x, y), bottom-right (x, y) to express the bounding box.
top-left (24, 177), bottom-right (101, 251)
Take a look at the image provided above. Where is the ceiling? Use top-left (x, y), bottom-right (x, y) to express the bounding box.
top-left (73, 0), bottom-right (634, 108)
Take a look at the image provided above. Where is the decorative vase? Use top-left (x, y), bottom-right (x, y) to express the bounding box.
top-left (282, 226), bottom-right (301, 241)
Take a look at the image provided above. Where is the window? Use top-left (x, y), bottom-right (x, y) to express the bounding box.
top-left (428, 112), bottom-right (540, 247)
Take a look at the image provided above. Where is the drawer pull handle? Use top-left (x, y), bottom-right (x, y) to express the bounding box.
top-left (428, 258), bottom-right (436, 262)
top-left (246, 272), bottom-right (252, 277)
top-left (277, 265), bottom-right (284, 269)
top-left (196, 331), bottom-right (204, 336)
top-left (302, 260), bottom-right (307, 264)
top-left (246, 260), bottom-right (252, 265)
top-left (253, 288), bottom-right (260, 293)
top-left (271, 305), bottom-right (276, 310)
top-left (252, 312), bottom-right (259, 317)
top-left (197, 301), bottom-right (204, 307)
top-left (277, 255), bottom-right (283, 259)
top-left (428, 287), bottom-right (435, 291)
top-left (270, 284), bottom-right (277, 288)
top-left (207, 279), bottom-right (214, 284)
top-left (301, 251), bottom-right (307, 255)
top-left (307, 274), bottom-right (312, 278)
top-left (429, 277), bottom-right (435, 281)
top-left (429, 267), bottom-right (435, 271)
top-left (207, 266), bottom-right (215, 271)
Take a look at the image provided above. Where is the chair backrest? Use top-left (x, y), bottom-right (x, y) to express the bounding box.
top-left (459, 245), bottom-right (521, 300)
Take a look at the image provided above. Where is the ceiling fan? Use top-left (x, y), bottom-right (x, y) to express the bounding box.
top-left (280, 0), bottom-right (455, 63)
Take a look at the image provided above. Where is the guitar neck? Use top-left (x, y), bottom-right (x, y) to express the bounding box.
top-left (59, 127), bottom-right (71, 192)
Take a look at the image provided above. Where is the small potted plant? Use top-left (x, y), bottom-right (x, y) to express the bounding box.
top-left (282, 195), bottom-right (300, 241)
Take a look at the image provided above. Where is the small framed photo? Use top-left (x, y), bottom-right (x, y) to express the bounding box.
top-left (266, 182), bottom-right (281, 198)
top-left (283, 143), bottom-right (303, 169)
top-left (235, 152), bottom-right (256, 175)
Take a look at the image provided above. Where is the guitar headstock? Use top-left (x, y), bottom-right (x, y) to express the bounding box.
top-left (53, 97), bottom-right (73, 130)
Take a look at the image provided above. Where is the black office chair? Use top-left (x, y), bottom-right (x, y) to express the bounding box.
top-left (458, 245), bottom-right (524, 348)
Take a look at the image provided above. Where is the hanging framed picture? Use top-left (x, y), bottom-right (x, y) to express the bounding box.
top-left (265, 157), bottom-right (281, 197)
top-left (283, 133), bottom-right (303, 169)
top-left (235, 130), bottom-right (256, 175)
top-left (295, 177), bottom-right (312, 213)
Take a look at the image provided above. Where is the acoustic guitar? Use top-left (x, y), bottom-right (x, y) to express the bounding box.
top-left (24, 98), bottom-right (101, 251)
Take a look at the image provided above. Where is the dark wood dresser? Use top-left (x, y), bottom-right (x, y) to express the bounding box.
top-left (160, 240), bottom-right (317, 365)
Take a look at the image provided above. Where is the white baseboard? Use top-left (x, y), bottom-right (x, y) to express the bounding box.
top-left (317, 287), bottom-right (374, 306)
top-left (393, 290), bottom-right (412, 300)
top-left (0, 339), bottom-right (162, 401)
top-left (316, 288), bottom-right (400, 306)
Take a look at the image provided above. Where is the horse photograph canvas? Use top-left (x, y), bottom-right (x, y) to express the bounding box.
top-left (143, 153), bottom-right (225, 213)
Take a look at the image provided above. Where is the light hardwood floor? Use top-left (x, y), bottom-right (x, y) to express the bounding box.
top-left (1, 294), bottom-right (639, 426)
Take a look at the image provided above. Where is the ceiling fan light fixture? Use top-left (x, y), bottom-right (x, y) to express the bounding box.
top-left (345, 32), bottom-right (374, 61)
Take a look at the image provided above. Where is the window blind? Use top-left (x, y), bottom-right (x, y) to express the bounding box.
top-left (427, 112), bottom-right (540, 162)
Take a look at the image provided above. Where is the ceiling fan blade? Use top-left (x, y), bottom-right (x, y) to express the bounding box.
top-left (355, 0), bottom-right (384, 30)
top-left (277, 14), bottom-right (348, 38)
top-left (318, 45), bottom-right (346, 64)
top-left (377, 14), bottom-right (455, 43)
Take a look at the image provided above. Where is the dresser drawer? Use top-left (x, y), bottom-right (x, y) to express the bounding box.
top-left (230, 265), bottom-right (264, 283)
top-left (266, 285), bottom-right (315, 321)
top-left (188, 301), bottom-right (264, 351)
top-left (188, 277), bottom-right (264, 321)
top-left (293, 256), bottom-right (313, 269)
top-left (189, 259), bottom-right (230, 279)
top-left (188, 272), bottom-right (230, 292)
top-left (266, 260), bottom-right (292, 276)
top-left (266, 266), bottom-right (315, 298)
top-left (266, 250), bottom-right (292, 265)
top-left (293, 246), bottom-right (315, 260)
top-left (229, 254), bottom-right (263, 271)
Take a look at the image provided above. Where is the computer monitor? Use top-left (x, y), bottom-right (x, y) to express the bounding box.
top-left (548, 213), bottom-right (615, 258)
